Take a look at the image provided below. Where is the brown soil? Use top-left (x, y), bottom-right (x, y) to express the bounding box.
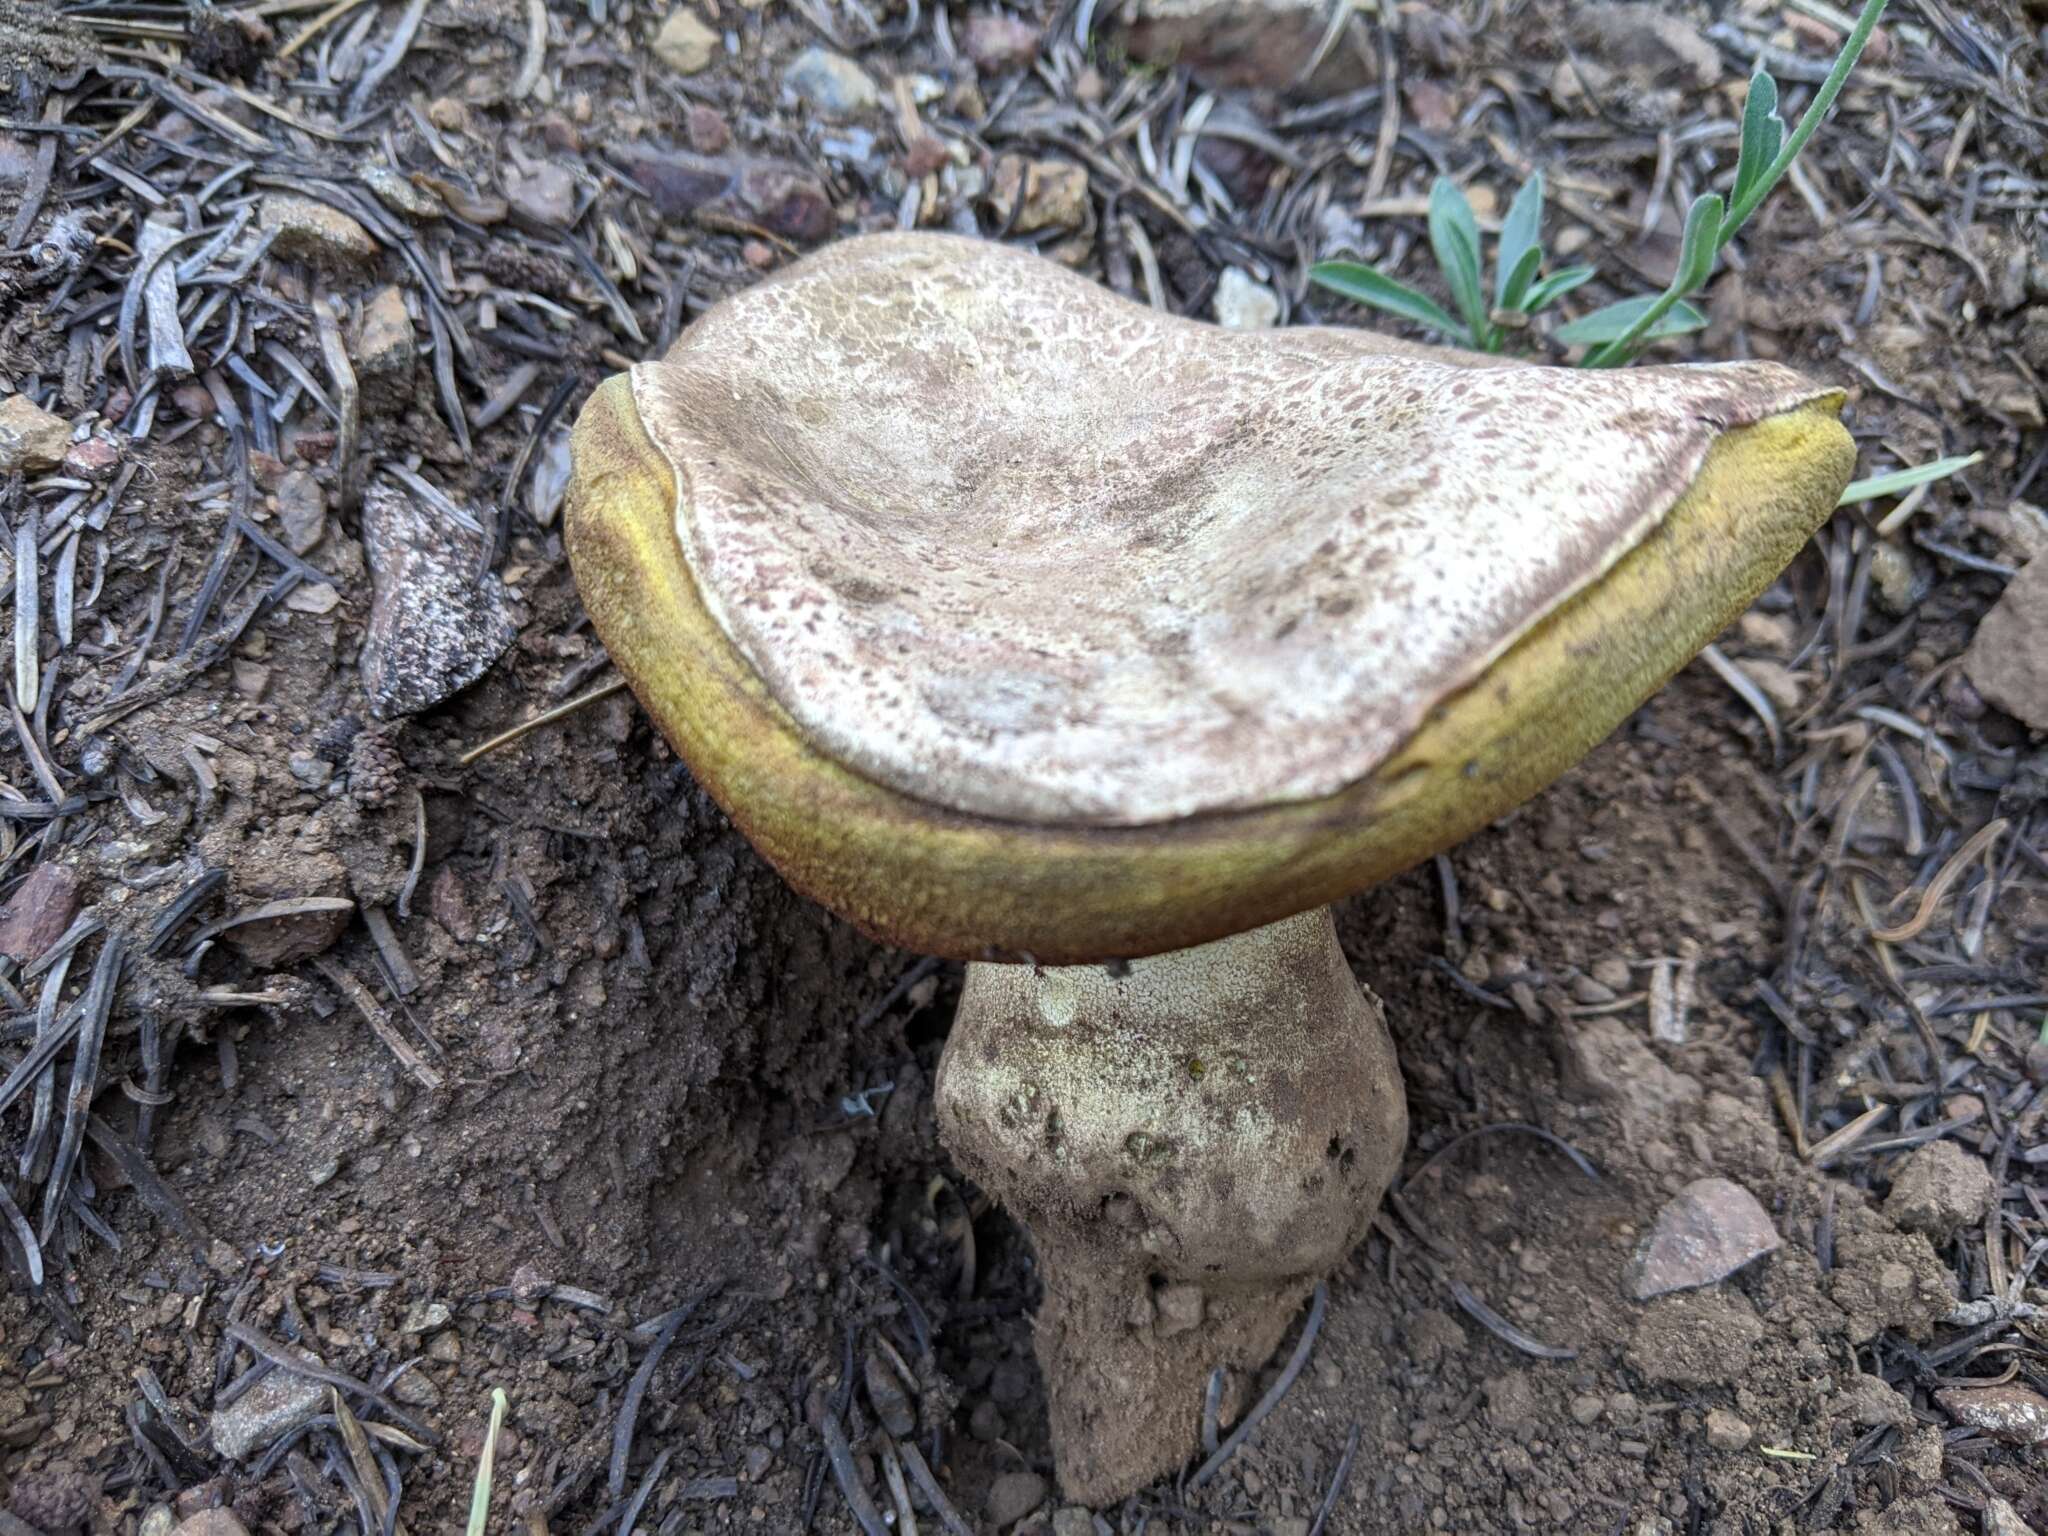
top-left (1, 1), bottom-right (2044, 1534)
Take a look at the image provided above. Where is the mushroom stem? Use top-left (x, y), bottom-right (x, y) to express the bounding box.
top-left (934, 908), bottom-right (1406, 1502)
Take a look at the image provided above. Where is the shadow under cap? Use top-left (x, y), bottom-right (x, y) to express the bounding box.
top-left (566, 235), bottom-right (1855, 963)
top-left (631, 232), bottom-right (1843, 826)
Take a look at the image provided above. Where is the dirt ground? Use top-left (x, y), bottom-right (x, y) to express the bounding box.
top-left (0, 0), bottom-right (2044, 1533)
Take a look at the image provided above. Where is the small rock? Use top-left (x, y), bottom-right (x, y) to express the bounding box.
top-left (8, 1464), bottom-right (101, 1532)
top-left (1569, 2), bottom-right (1721, 88)
top-left (390, 1369), bottom-right (440, 1407)
top-left (401, 1300), bottom-right (451, 1333)
top-left (1898, 1424), bottom-right (1944, 1483)
top-left (260, 194), bottom-right (376, 265)
top-left (1869, 541), bottom-right (1923, 613)
top-left (276, 470), bottom-right (327, 555)
top-left (1841, 1372), bottom-right (1913, 1428)
top-left (1738, 611), bottom-right (1797, 653)
top-left (1703, 1408), bottom-right (1751, 1451)
top-left (63, 435), bottom-right (119, 477)
top-left (742, 1444), bottom-right (772, 1481)
top-left (210, 1360), bottom-right (324, 1459)
top-left (1569, 1394), bottom-right (1605, 1426)
top-left (1154, 1282), bottom-right (1204, 1337)
top-left (1883, 1141), bottom-right (1995, 1242)
top-left (287, 751), bottom-right (333, 788)
top-left (1625, 1291), bottom-right (1763, 1386)
top-left (1212, 268), bottom-right (1280, 330)
top-left (686, 104), bottom-right (731, 153)
top-left (969, 1399), bottom-right (1003, 1440)
top-left (652, 9), bottom-right (719, 73)
top-left (1983, 1498), bottom-right (2032, 1536)
top-left (1571, 974), bottom-right (1617, 1005)
top-left (1934, 1384), bottom-right (2048, 1445)
top-left (1964, 556), bottom-right (2048, 730)
top-left (1051, 1511), bottom-right (1093, 1536)
top-left (985, 1470), bottom-right (1048, 1528)
top-left (140, 1505), bottom-right (177, 1536)
top-left (505, 161), bottom-right (578, 228)
top-left (361, 165), bottom-right (444, 222)
top-left (0, 863), bottom-right (81, 965)
top-left (173, 1514), bottom-right (249, 1536)
top-left (962, 11), bottom-right (1041, 71)
top-left (1113, 0), bottom-right (1367, 94)
top-left (989, 155), bottom-right (1089, 233)
top-left (864, 1348), bottom-right (916, 1437)
top-left (783, 46), bottom-right (880, 119)
top-left (1735, 657), bottom-right (1803, 711)
top-left (1592, 957), bottom-right (1632, 990)
top-left (358, 478), bottom-right (519, 718)
top-left (429, 865), bottom-right (476, 941)
top-left (0, 393), bottom-right (72, 475)
top-left (427, 1330), bottom-right (462, 1363)
top-left (736, 161), bottom-right (834, 242)
top-left (1631, 1176), bottom-right (1781, 1299)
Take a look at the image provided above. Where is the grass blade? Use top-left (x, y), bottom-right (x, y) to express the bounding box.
top-left (1838, 452), bottom-right (1983, 505)
top-left (465, 1388), bottom-right (509, 1536)
top-left (1309, 262), bottom-right (1465, 340)
top-left (1522, 264), bottom-right (1597, 310)
top-left (1426, 176), bottom-right (1489, 347)
top-left (1495, 172), bottom-right (1545, 309)
top-left (1554, 296), bottom-right (1708, 346)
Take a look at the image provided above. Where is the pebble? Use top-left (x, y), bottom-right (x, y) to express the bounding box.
top-left (276, 470), bottom-right (327, 555)
top-left (1570, 974), bottom-right (1617, 1005)
top-left (1884, 1140), bottom-right (1995, 1242)
top-left (210, 1360), bottom-right (325, 1459)
top-left (360, 165), bottom-right (444, 222)
top-left (989, 155), bottom-right (1088, 233)
top-left (390, 1369), bottom-right (440, 1407)
top-left (173, 1514), bottom-right (250, 1536)
top-left (1984, 1498), bottom-right (2031, 1536)
top-left (1735, 656), bottom-right (1803, 711)
top-left (1630, 1176), bottom-right (1780, 1299)
top-left (985, 1470), bottom-right (1048, 1528)
top-left (1568, 1), bottom-right (1721, 88)
top-left (863, 1348), bottom-right (915, 1437)
top-left (652, 9), bottom-right (719, 73)
top-left (427, 1330), bottom-right (462, 1363)
top-left (783, 46), bottom-right (881, 119)
top-left (0, 863), bottom-right (81, 966)
top-left (260, 194), bottom-right (376, 265)
top-left (1963, 554), bottom-right (2048, 731)
top-left (1112, 0), bottom-right (1367, 94)
top-left (139, 1506), bottom-right (176, 1536)
top-left (358, 478), bottom-right (519, 719)
top-left (989, 1356), bottom-right (1034, 1406)
top-left (1591, 957), bottom-right (1631, 990)
top-left (612, 146), bottom-right (833, 243)
top-left (505, 160), bottom-right (578, 227)
top-left (686, 104), bottom-right (730, 153)
top-left (969, 1399), bottom-right (1003, 1440)
top-left (962, 11), bottom-right (1041, 71)
top-left (0, 393), bottom-right (72, 475)
top-left (1569, 1394), bottom-right (1604, 1426)
top-left (1840, 1372), bottom-right (1913, 1428)
top-left (1703, 1408), bottom-right (1751, 1451)
top-left (1934, 1384), bottom-right (2048, 1445)
top-left (287, 751), bottom-right (333, 788)
top-left (1212, 268), bottom-right (1280, 330)
top-left (402, 1300), bottom-right (451, 1333)
top-left (742, 1445), bottom-right (772, 1481)
top-left (1051, 1511), bottom-right (1093, 1536)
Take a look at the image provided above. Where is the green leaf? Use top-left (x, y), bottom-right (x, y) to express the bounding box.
top-left (1498, 247), bottom-right (1545, 313)
top-left (1837, 451), bottom-right (1984, 505)
top-left (1427, 176), bottom-right (1489, 346)
top-left (1733, 70), bottom-right (1783, 206)
top-left (1553, 295), bottom-right (1709, 346)
top-left (1521, 264), bottom-right (1598, 310)
top-left (1675, 192), bottom-right (1725, 291)
top-left (1495, 172), bottom-right (1545, 309)
top-left (1309, 261), bottom-right (1465, 340)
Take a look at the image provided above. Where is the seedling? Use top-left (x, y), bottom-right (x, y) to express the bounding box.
top-left (1310, 0), bottom-right (1892, 366)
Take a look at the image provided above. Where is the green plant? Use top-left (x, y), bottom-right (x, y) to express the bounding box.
top-left (1310, 172), bottom-right (1595, 353)
top-left (1310, 0), bottom-right (1890, 367)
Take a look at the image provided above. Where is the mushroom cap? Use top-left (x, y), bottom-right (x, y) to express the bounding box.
top-left (568, 233), bottom-right (1853, 962)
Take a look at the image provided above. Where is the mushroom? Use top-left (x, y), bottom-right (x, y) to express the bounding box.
top-left (564, 232), bottom-right (1854, 1501)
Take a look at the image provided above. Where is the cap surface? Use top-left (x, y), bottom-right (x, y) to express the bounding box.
top-left (632, 233), bottom-right (1835, 825)
top-left (567, 233), bottom-right (1854, 961)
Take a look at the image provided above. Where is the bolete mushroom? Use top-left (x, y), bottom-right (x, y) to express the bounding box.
top-left (564, 232), bottom-right (1854, 1501)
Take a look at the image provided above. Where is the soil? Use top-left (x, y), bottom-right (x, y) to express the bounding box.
top-left (0, 1), bottom-right (2044, 1534)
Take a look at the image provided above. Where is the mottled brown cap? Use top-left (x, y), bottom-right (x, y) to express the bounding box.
top-left (568, 233), bottom-right (1854, 961)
